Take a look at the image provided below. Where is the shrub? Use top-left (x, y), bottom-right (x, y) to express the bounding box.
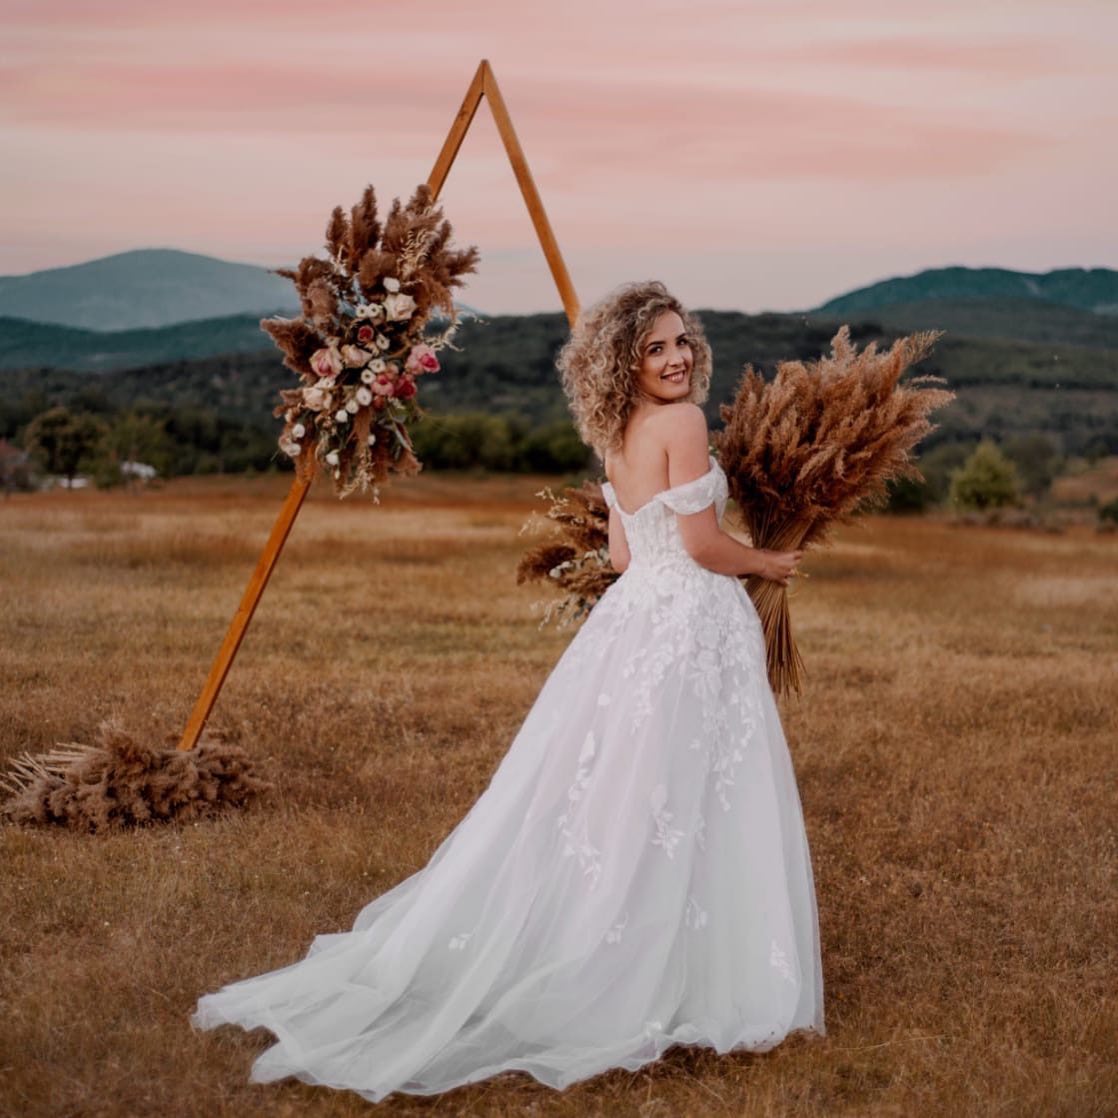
top-left (949, 440), bottom-right (1021, 511)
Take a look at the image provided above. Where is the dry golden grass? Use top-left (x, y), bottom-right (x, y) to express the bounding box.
top-left (1, 476), bottom-right (1115, 1118)
top-left (1050, 456), bottom-right (1118, 507)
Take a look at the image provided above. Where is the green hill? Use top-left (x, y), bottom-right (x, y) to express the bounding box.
top-left (814, 265), bottom-right (1118, 316)
top-left (3, 311), bottom-right (1116, 462)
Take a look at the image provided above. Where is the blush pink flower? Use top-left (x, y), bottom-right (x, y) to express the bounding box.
top-left (371, 375), bottom-right (395, 397)
top-left (406, 344), bottom-right (440, 375)
top-left (310, 346), bottom-right (343, 380)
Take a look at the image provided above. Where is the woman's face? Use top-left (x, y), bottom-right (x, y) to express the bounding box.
top-left (633, 310), bottom-right (693, 405)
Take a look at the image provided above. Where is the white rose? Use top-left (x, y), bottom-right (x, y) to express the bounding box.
top-left (345, 398), bottom-right (359, 414)
top-left (360, 368), bottom-right (375, 384)
top-left (356, 386), bottom-right (373, 406)
top-left (341, 344), bottom-right (371, 368)
top-left (375, 333), bottom-right (390, 351)
top-left (369, 357), bottom-right (387, 373)
top-left (385, 292), bottom-right (417, 322)
top-left (335, 408), bottom-right (349, 423)
top-left (280, 438), bottom-right (301, 458)
top-left (292, 422), bottom-right (306, 439)
top-left (367, 434), bottom-right (377, 446)
top-left (383, 276), bottom-right (400, 292)
top-left (325, 450), bottom-right (340, 466)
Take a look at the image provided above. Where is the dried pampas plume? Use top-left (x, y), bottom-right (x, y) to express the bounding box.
top-left (517, 482), bottom-right (619, 627)
top-left (717, 324), bottom-right (954, 694)
top-left (1, 721), bottom-right (271, 832)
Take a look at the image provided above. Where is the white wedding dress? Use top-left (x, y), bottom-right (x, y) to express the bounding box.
top-left (191, 457), bottom-right (825, 1101)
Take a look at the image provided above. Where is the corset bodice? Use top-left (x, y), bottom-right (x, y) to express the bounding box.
top-left (601, 457), bottom-right (730, 571)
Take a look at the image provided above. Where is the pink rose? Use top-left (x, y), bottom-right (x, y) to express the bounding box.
top-left (309, 346), bottom-right (343, 380)
top-left (356, 324), bottom-right (374, 344)
top-left (371, 374), bottom-right (395, 397)
top-left (394, 375), bottom-right (417, 400)
top-left (406, 344), bottom-right (440, 375)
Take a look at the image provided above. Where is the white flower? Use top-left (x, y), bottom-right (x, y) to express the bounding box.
top-left (292, 422), bottom-right (306, 439)
top-left (375, 333), bottom-right (390, 351)
top-left (369, 357), bottom-right (387, 373)
top-left (355, 386), bottom-right (373, 407)
top-left (334, 408), bottom-right (349, 423)
top-left (367, 302), bottom-right (384, 320)
top-left (303, 386), bottom-right (326, 409)
top-left (341, 344), bottom-right (371, 368)
top-left (367, 433), bottom-right (377, 446)
top-left (360, 368), bottom-right (375, 384)
top-left (279, 438), bottom-right (301, 458)
top-left (345, 398), bottom-right (360, 414)
top-left (325, 450), bottom-right (340, 466)
top-left (384, 292), bottom-right (417, 322)
top-left (383, 276), bottom-right (400, 292)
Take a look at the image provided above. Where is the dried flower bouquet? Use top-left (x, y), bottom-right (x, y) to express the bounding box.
top-left (717, 325), bottom-right (953, 694)
top-left (516, 482), bottom-right (617, 627)
top-left (266, 183), bottom-right (479, 497)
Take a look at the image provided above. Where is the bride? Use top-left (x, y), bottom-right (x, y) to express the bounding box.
top-left (191, 280), bottom-right (825, 1101)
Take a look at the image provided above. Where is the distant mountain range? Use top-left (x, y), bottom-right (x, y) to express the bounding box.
top-left (0, 249), bottom-right (301, 332)
top-left (3, 249), bottom-right (1117, 341)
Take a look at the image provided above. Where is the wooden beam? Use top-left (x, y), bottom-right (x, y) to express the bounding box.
top-left (176, 476), bottom-right (310, 750)
top-left (427, 60), bottom-right (487, 202)
top-left (481, 62), bottom-right (580, 325)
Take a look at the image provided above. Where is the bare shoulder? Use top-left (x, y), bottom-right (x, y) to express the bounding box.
top-left (649, 402), bottom-right (709, 448)
top-left (654, 403), bottom-right (711, 486)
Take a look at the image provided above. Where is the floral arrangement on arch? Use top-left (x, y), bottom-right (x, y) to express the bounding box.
top-left (263, 183), bottom-right (479, 496)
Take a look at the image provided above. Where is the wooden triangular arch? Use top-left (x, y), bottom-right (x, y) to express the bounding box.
top-left (177, 60), bottom-right (581, 752)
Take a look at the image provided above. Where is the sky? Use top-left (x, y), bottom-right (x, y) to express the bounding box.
top-left (2, 0), bottom-right (1116, 315)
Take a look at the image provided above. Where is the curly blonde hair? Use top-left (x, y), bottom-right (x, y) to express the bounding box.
top-left (556, 281), bottom-right (712, 457)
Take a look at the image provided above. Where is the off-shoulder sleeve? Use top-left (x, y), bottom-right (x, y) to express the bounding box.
top-left (599, 480), bottom-right (618, 510)
top-left (657, 462), bottom-right (725, 515)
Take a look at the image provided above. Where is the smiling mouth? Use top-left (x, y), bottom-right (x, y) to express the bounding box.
top-left (661, 369), bottom-right (688, 382)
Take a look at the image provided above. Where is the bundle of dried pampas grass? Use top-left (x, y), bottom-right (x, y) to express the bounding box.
top-left (1, 722), bottom-right (270, 832)
top-left (717, 324), bottom-right (954, 694)
top-left (516, 482), bottom-right (618, 626)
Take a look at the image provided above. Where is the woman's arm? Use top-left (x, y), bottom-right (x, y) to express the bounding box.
top-left (664, 405), bottom-right (802, 584)
top-left (608, 506), bottom-right (631, 573)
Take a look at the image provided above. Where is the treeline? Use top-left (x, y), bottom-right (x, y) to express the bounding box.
top-left (3, 306), bottom-right (1117, 488)
top-left (6, 402), bottom-right (593, 488)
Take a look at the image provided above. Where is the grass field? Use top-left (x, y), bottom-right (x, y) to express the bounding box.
top-left (1, 474), bottom-right (1115, 1117)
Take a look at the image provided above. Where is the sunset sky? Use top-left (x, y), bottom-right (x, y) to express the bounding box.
top-left (3, 0), bottom-right (1116, 314)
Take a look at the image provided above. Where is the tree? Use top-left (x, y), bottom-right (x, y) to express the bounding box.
top-left (95, 411), bottom-right (173, 487)
top-left (949, 440), bottom-right (1020, 511)
top-left (24, 407), bottom-right (107, 485)
top-left (1004, 433), bottom-right (1062, 497)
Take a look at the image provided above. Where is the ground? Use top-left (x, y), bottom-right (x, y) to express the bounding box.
top-left (1, 474), bottom-right (1115, 1117)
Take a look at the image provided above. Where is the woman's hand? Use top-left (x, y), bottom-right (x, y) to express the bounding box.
top-left (751, 548), bottom-right (804, 586)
